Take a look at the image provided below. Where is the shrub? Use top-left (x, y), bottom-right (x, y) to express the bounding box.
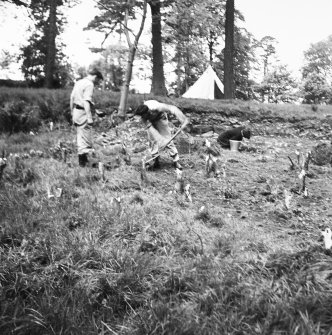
top-left (0, 101), bottom-right (41, 133)
top-left (37, 91), bottom-right (71, 123)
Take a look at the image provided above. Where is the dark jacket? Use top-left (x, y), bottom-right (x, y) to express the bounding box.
top-left (217, 126), bottom-right (250, 148)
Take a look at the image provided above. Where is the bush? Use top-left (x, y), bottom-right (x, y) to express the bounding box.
top-left (36, 91), bottom-right (71, 123)
top-left (0, 101), bottom-right (41, 133)
top-left (0, 88), bottom-right (74, 133)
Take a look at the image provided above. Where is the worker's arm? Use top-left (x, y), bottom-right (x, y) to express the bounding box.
top-left (82, 83), bottom-right (94, 125)
top-left (83, 100), bottom-right (93, 124)
top-left (163, 103), bottom-right (189, 129)
top-left (144, 100), bottom-right (189, 128)
top-left (70, 92), bottom-right (74, 115)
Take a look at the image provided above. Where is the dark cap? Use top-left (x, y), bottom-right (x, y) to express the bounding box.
top-left (88, 67), bottom-right (104, 80)
top-left (134, 104), bottom-right (149, 116)
top-left (242, 128), bottom-right (251, 139)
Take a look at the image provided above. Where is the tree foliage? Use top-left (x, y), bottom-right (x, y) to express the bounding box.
top-left (0, 50), bottom-right (16, 71)
top-left (301, 35), bottom-right (332, 103)
top-left (301, 73), bottom-right (332, 104)
top-left (254, 65), bottom-right (298, 103)
top-left (231, 29), bottom-right (258, 100)
top-left (149, 0), bottom-right (167, 96)
top-left (164, 0), bottom-right (226, 95)
top-left (87, 0), bottom-right (148, 116)
top-left (90, 45), bottom-right (127, 91)
top-left (19, 0), bottom-right (74, 88)
top-left (258, 36), bottom-right (278, 76)
top-left (85, 0), bottom-right (143, 46)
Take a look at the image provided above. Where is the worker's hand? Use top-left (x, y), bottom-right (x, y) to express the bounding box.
top-left (96, 109), bottom-right (106, 117)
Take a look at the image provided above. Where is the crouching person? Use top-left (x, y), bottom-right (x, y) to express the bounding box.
top-left (217, 126), bottom-right (251, 149)
top-left (70, 67), bottom-right (104, 167)
top-left (135, 100), bottom-right (189, 170)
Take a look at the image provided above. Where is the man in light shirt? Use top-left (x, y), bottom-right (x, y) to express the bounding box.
top-left (70, 67), bottom-right (103, 167)
top-left (134, 100), bottom-right (189, 170)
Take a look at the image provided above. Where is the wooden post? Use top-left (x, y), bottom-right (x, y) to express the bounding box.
top-left (98, 162), bottom-right (105, 181)
top-left (0, 150), bottom-right (7, 182)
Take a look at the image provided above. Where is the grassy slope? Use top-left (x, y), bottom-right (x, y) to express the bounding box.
top-left (1, 94), bottom-right (332, 334)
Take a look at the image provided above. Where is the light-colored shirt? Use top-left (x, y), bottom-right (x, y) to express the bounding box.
top-left (71, 78), bottom-right (94, 125)
top-left (144, 100), bottom-right (187, 124)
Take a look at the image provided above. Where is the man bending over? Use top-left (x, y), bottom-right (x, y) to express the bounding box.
top-left (135, 100), bottom-right (189, 170)
top-left (217, 126), bottom-right (251, 149)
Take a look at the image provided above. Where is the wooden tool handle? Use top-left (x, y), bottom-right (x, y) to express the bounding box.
top-left (144, 127), bottom-right (183, 165)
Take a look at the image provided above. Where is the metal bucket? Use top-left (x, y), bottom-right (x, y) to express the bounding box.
top-left (229, 140), bottom-right (241, 152)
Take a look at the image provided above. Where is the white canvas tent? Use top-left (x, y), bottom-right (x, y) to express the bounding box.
top-left (182, 65), bottom-right (224, 100)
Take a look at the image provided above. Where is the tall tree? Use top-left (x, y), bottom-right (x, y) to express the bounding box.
top-left (203, 0), bottom-right (226, 62)
top-left (87, 0), bottom-right (168, 97)
top-left (215, 27), bottom-right (257, 100)
top-left (233, 29), bottom-right (257, 99)
top-left (164, 0), bottom-right (225, 96)
top-left (302, 35), bottom-right (332, 82)
top-left (19, 0), bottom-right (73, 88)
top-left (259, 36), bottom-right (278, 76)
top-left (86, 0), bottom-right (148, 118)
top-left (254, 65), bottom-right (298, 103)
top-left (148, 0), bottom-right (167, 96)
top-left (301, 73), bottom-right (332, 104)
top-left (45, 0), bottom-right (58, 88)
top-left (301, 35), bottom-right (332, 103)
top-left (223, 0), bottom-right (234, 99)
top-left (118, 0), bottom-right (147, 118)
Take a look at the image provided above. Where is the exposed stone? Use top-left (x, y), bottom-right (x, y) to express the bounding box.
top-left (311, 142), bottom-right (332, 166)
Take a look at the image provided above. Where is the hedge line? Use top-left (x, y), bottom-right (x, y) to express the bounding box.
top-left (0, 87), bottom-right (329, 134)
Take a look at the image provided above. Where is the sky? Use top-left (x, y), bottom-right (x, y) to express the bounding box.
top-left (1, 0), bottom-right (332, 81)
top-left (236, 0), bottom-right (332, 77)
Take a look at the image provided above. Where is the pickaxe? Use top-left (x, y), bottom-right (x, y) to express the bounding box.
top-left (143, 126), bottom-right (184, 167)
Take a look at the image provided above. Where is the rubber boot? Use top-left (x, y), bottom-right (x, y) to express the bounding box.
top-left (153, 156), bottom-right (161, 169)
top-left (173, 161), bottom-right (182, 170)
top-left (146, 156), bottom-right (160, 171)
top-left (78, 153), bottom-right (88, 167)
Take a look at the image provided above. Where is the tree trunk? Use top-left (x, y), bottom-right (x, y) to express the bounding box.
top-left (118, 0), bottom-right (147, 119)
top-left (176, 46), bottom-right (182, 96)
top-left (118, 46), bottom-right (136, 117)
top-left (184, 48), bottom-right (190, 92)
top-left (45, 0), bottom-right (57, 89)
top-left (263, 57), bottom-right (268, 76)
top-left (149, 0), bottom-right (167, 96)
top-left (209, 41), bottom-right (214, 63)
top-left (223, 0), bottom-right (234, 99)
top-left (208, 31), bottom-right (214, 63)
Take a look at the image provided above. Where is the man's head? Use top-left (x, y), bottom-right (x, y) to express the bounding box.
top-left (88, 67), bottom-right (104, 84)
top-left (242, 128), bottom-right (251, 139)
top-left (134, 104), bottom-right (152, 122)
top-left (134, 104), bottom-right (149, 117)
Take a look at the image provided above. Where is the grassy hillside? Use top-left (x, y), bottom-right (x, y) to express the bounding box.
top-left (1, 88), bottom-right (332, 334)
top-left (1, 87), bottom-right (332, 134)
